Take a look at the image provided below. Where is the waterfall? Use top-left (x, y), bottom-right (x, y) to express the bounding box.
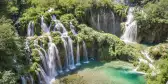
top-left (97, 14), bottom-right (100, 30)
top-left (82, 41), bottom-right (89, 63)
top-left (52, 16), bottom-right (76, 70)
top-left (60, 37), bottom-right (69, 71)
top-left (27, 21), bottom-right (34, 36)
top-left (134, 50), bottom-right (156, 75)
top-left (70, 22), bottom-right (80, 65)
top-left (67, 37), bottom-right (75, 69)
top-left (70, 22), bottom-right (89, 64)
top-left (35, 70), bottom-right (41, 84)
top-left (41, 16), bottom-right (50, 33)
top-left (36, 49), bottom-right (49, 75)
top-left (38, 65), bottom-right (50, 84)
top-left (48, 36), bottom-right (63, 73)
top-left (29, 74), bottom-right (34, 84)
top-left (111, 11), bottom-right (116, 34)
top-left (121, 7), bottom-right (137, 43)
top-left (89, 8), bottom-right (120, 35)
top-left (141, 51), bottom-right (154, 63)
top-left (141, 51), bottom-right (155, 70)
top-left (33, 38), bottom-right (60, 84)
top-left (21, 76), bottom-right (27, 84)
top-left (76, 42), bottom-right (81, 66)
top-left (21, 75), bottom-right (34, 84)
top-left (70, 22), bottom-right (77, 35)
top-left (25, 15), bottom-right (92, 84)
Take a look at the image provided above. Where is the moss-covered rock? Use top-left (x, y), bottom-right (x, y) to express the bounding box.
top-left (149, 43), bottom-right (168, 60)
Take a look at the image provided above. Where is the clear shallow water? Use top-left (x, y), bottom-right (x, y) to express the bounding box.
top-left (76, 61), bottom-right (146, 84)
top-left (105, 67), bottom-right (146, 84)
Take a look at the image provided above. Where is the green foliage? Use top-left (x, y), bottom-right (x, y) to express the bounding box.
top-left (149, 43), bottom-right (168, 60)
top-left (147, 59), bottom-right (168, 84)
top-left (134, 0), bottom-right (168, 43)
top-left (113, 4), bottom-right (128, 18)
top-left (59, 74), bottom-right (87, 84)
top-left (31, 49), bottom-right (41, 62)
top-left (0, 71), bottom-right (17, 84)
top-left (29, 62), bottom-right (38, 73)
top-left (0, 16), bottom-right (26, 70)
top-left (138, 62), bottom-right (150, 72)
top-left (135, 0), bottom-right (168, 24)
top-left (7, 0), bottom-right (19, 15)
top-left (60, 14), bottom-right (78, 28)
top-left (77, 24), bottom-right (139, 62)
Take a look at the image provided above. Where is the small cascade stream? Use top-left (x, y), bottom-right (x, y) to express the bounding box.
top-left (27, 21), bottom-right (34, 37)
top-left (121, 7), bottom-right (137, 43)
top-left (69, 22), bottom-right (89, 64)
top-left (134, 50), bottom-right (157, 75)
top-left (41, 16), bottom-right (50, 33)
top-left (141, 51), bottom-right (154, 63)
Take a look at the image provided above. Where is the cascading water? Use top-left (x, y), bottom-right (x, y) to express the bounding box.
top-left (24, 14), bottom-right (92, 84)
top-left (89, 8), bottom-right (120, 36)
top-left (141, 51), bottom-right (155, 70)
top-left (76, 42), bottom-right (81, 66)
top-left (70, 22), bottom-right (80, 66)
top-left (52, 16), bottom-right (76, 70)
top-left (141, 51), bottom-right (154, 63)
top-left (38, 65), bottom-right (49, 84)
top-left (82, 41), bottom-right (89, 63)
top-left (48, 36), bottom-right (63, 73)
top-left (69, 22), bottom-right (89, 64)
top-left (33, 38), bottom-right (59, 84)
top-left (121, 7), bottom-right (137, 43)
top-left (27, 21), bottom-right (34, 36)
top-left (60, 37), bottom-right (69, 71)
top-left (29, 74), bottom-right (34, 84)
top-left (134, 50), bottom-right (157, 75)
top-left (21, 76), bottom-right (27, 84)
top-left (41, 16), bottom-right (50, 33)
top-left (67, 37), bottom-right (76, 69)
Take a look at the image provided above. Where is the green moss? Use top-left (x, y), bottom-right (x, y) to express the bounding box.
top-left (60, 14), bottom-right (78, 28)
top-left (138, 62), bottom-right (151, 72)
top-left (149, 43), bottom-right (168, 60)
top-left (29, 62), bottom-right (38, 73)
top-left (77, 24), bottom-right (140, 62)
top-left (59, 74), bottom-right (87, 84)
top-left (31, 49), bottom-right (41, 62)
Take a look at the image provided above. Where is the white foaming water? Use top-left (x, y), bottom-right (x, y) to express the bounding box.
top-left (33, 37), bottom-right (61, 84)
top-left (121, 7), bottom-right (137, 43)
top-left (141, 51), bottom-right (154, 63)
top-left (76, 42), bottom-right (81, 66)
top-left (27, 21), bottom-right (34, 36)
top-left (48, 8), bottom-right (54, 13)
top-left (48, 36), bottom-right (63, 73)
top-left (70, 22), bottom-right (89, 64)
top-left (70, 22), bottom-right (81, 65)
top-left (41, 16), bottom-right (50, 33)
top-left (21, 76), bottom-right (27, 84)
top-left (25, 15), bottom-right (91, 84)
top-left (134, 50), bottom-right (156, 75)
top-left (83, 41), bottom-right (89, 63)
top-left (52, 15), bottom-right (76, 70)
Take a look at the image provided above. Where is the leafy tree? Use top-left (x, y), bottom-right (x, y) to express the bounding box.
top-left (0, 71), bottom-right (17, 84)
top-left (0, 16), bottom-right (26, 71)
